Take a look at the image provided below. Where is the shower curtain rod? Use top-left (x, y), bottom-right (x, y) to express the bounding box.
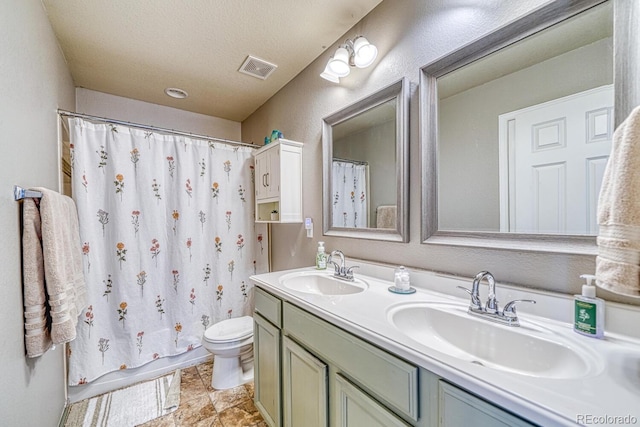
top-left (333, 157), bottom-right (368, 166)
top-left (58, 109), bottom-right (258, 149)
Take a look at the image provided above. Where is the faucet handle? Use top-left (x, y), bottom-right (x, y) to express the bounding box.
top-left (345, 265), bottom-right (359, 280)
top-left (457, 286), bottom-right (482, 311)
top-left (502, 299), bottom-right (536, 318)
top-left (328, 260), bottom-right (340, 273)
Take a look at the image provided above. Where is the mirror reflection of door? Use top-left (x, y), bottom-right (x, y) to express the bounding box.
top-left (499, 85), bottom-right (613, 234)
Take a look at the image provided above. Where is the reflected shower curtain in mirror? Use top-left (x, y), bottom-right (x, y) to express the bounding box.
top-left (68, 118), bottom-right (263, 384)
top-left (331, 160), bottom-right (368, 228)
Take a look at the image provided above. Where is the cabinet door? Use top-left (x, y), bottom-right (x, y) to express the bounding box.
top-left (282, 336), bottom-right (328, 427)
top-left (265, 146), bottom-right (280, 199)
top-left (255, 150), bottom-right (270, 201)
top-left (254, 314), bottom-right (281, 427)
top-left (333, 374), bottom-right (410, 427)
top-left (439, 381), bottom-right (535, 427)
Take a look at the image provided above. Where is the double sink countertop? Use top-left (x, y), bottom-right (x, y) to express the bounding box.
top-left (250, 259), bottom-right (640, 427)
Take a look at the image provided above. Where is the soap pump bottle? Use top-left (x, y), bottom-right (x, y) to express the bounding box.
top-left (316, 241), bottom-right (327, 270)
top-left (394, 266), bottom-right (411, 292)
top-left (574, 274), bottom-right (604, 339)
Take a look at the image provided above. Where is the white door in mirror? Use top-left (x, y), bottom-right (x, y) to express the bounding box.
top-left (499, 85), bottom-right (613, 234)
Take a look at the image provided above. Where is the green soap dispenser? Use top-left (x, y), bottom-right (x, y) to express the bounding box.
top-left (574, 274), bottom-right (604, 339)
top-left (316, 241), bottom-right (327, 270)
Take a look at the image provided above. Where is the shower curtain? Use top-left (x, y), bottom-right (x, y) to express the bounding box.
top-left (68, 118), bottom-right (265, 384)
top-left (331, 160), bottom-right (368, 228)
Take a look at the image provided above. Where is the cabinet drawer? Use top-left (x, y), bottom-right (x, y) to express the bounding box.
top-left (284, 303), bottom-right (419, 422)
top-left (255, 287), bottom-right (282, 328)
top-left (439, 381), bottom-right (535, 427)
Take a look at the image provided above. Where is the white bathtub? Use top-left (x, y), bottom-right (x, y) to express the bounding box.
top-left (67, 346), bottom-right (210, 403)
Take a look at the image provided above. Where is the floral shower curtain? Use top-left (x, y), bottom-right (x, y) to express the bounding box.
top-left (331, 160), bottom-right (368, 228)
top-left (68, 118), bottom-right (266, 384)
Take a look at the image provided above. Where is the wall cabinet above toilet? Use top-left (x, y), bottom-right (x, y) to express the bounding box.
top-left (253, 139), bottom-right (303, 223)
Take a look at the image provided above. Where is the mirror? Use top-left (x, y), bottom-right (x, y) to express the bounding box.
top-left (323, 77), bottom-right (409, 242)
top-left (420, 0), bottom-right (629, 253)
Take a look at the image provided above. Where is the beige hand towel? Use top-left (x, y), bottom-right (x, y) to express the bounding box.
top-left (35, 187), bottom-right (88, 344)
top-left (596, 106), bottom-right (640, 297)
top-left (376, 205), bottom-right (396, 229)
top-left (22, 198), bottom-right (53, 358)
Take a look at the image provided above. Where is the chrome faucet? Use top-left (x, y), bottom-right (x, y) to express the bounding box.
top-left (327, 250), bottom-right (359, 281)
top-left (457, 271), bottom-right (536, 327)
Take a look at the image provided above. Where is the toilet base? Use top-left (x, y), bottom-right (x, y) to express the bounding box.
top-left (211, 346), bottom-right (254, 390)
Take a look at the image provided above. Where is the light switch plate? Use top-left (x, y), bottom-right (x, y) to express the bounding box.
top-left (305, 217), bottom-right (313, 238)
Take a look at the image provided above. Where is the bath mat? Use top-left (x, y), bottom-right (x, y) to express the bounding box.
top-left (63, 369), bottom-right (181, 427)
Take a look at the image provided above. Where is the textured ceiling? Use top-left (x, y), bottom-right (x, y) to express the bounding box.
top-left (41, 0), bottom-right (383, 122)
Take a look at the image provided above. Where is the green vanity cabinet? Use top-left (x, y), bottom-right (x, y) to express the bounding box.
top-left (282, 336), bottom-right (328, 427)
top-left (283, 302), bottom-right (420, 425)
top-left (254, 287), bottom-right (283, 427)
top-left (253, 285), bottom-right (537, 427)
top-left (254, 314), bottom-right (281, 427)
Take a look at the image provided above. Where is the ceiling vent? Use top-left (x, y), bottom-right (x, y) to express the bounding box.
top-left (164, 87), bottom-right (188, 99)
top-left (239, 55), bottom-right (278, 80)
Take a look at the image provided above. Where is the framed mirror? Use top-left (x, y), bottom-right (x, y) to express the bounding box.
top-left (323, 77), bottom-right (409, 242)
top-left (420, 0), bottom-right (636, 254)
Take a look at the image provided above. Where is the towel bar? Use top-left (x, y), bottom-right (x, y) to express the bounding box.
top-left (14, 186), bottom-right (42, 201)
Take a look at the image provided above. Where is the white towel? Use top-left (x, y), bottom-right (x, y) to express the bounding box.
top-left (22, 198), bottom-right (53, 357)
top-left (23, 188), bottom-right (87, 351)
top-left (596, 106), bottom-right (640, 297)
top-left (376, 205), bottom-right (396, 229)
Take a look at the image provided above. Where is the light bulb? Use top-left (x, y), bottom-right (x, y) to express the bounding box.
top-left (320, 64), bottom-right (340, 83)
top-left (327, 47), bottom-right (351, 77)
top-left (353, 36), bottom-right (378, 68)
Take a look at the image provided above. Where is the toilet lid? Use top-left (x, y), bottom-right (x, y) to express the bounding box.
top-left (204, 316), bottom-right (253, 343)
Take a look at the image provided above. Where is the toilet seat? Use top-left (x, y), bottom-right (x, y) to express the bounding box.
top-left (204, 316), bottom-right (253, 343)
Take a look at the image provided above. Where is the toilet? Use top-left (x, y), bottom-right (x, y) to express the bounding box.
top-left (202, 315), bottom-right (254, 390)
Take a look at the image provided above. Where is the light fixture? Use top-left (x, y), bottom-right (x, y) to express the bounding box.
top-left (320, 35), bottom-right (378, 83)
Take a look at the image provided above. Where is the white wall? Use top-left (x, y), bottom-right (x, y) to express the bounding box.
top-left (0, 0), bottom-right (76, 425)
top-left (242, 0), bottom-right (638, 306)
top-left (75, 88), bottom-right (242, 141)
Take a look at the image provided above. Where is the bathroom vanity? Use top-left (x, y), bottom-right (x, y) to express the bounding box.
top-left (250, 262), bottom-right (640, 427)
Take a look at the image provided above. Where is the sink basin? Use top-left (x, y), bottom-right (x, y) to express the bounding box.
top-left (279, 271), bottom-right (368, 296)
top-left (388, 302), bottom-right (599, 379)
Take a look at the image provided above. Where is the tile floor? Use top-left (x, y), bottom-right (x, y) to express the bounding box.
top-left (139, 359), bottom-right (265, 427)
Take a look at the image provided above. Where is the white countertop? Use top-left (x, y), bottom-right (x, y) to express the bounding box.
top-left (250, 260), bottom-right (640, 427)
